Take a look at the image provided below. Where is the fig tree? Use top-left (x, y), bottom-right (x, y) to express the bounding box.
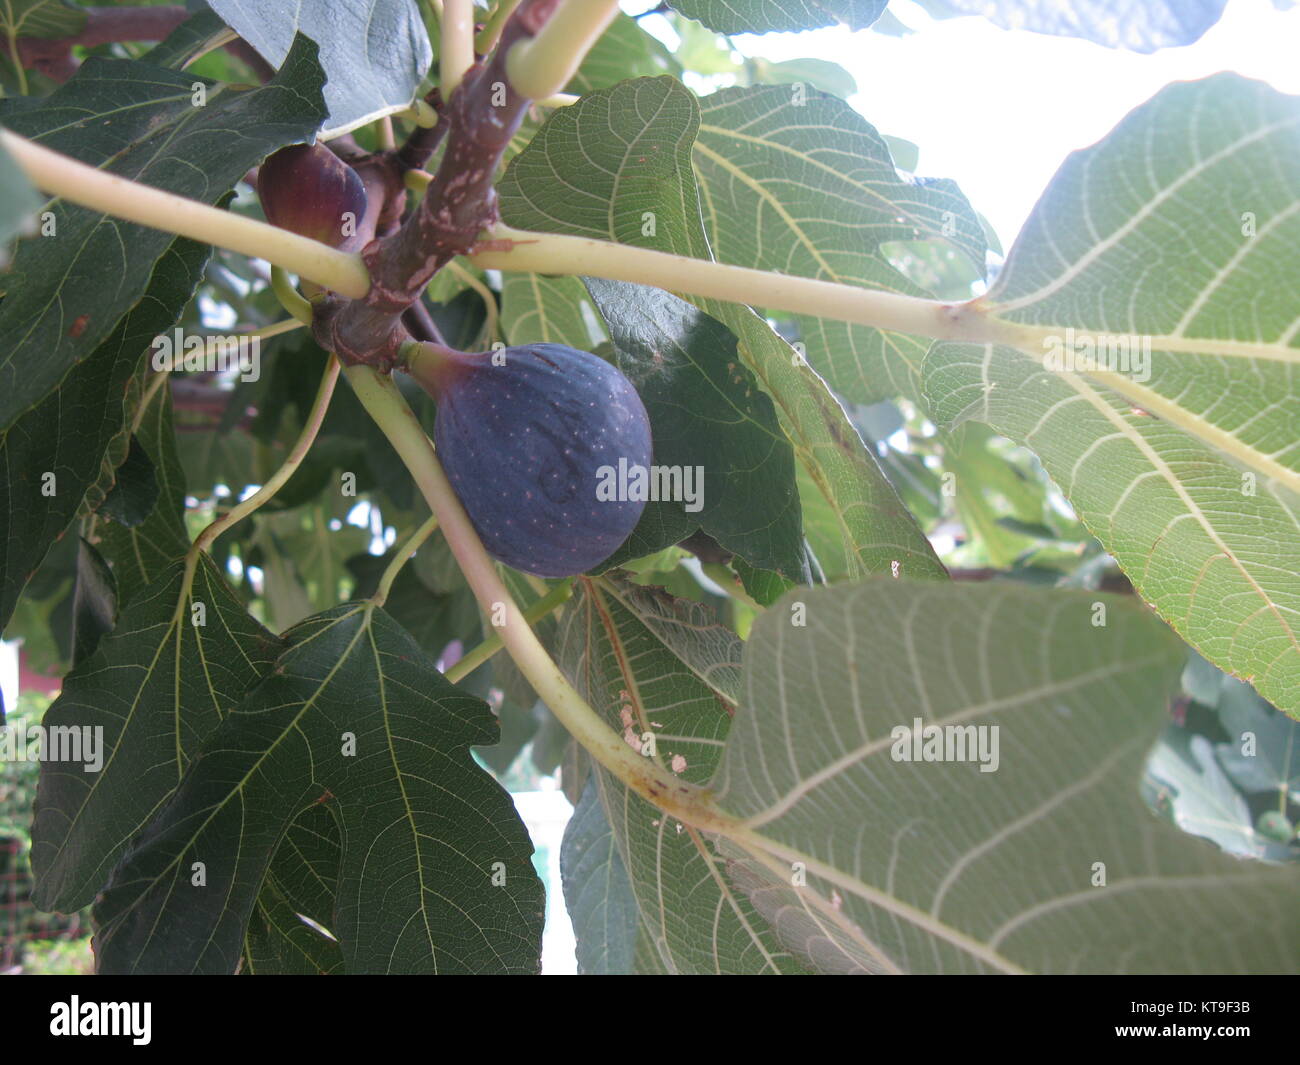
top-left (257, 142), bottom-right (368, 249)
top-left (427, 343), bottom-right (652, 578)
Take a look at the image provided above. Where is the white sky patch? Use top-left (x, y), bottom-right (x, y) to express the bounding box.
top-left (642, 0), bottom-right (1300, 250)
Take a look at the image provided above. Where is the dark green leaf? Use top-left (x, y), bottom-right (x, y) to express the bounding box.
top-left (585, 277), bottom-right (809, 581)
top-left (0, 235), bottom-right (209, 633)
top-left (93, 602), bottom-right (544, 974)
top-left (0, 36), bottom-right (328, 430)
top-left (96, 434), bottom-right (159, 528)
top-left (95, 383), bottom-right (193, 608)
top-left (31, 556), bottom-right (282, 912)
top-left (70, 536), bottom-right (115, 665)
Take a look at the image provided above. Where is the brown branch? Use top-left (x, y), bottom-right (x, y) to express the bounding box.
top-left (395, 89), bottom-right (448, 171)
top-left (312, 0), bottom-right (561, 371)
top-left (16, 5), bottom-right (273, 84)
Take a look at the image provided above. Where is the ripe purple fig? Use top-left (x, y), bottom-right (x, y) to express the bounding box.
top-left (257, 143), bottom-right (368, 249)
top-left (428, 343), bottom-right (653, 578)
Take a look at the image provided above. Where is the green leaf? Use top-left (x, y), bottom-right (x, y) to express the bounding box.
top-left (498, 76), bottom-right (945, 583)
top-left (1215, 686), bottom-right (1300, 804)
top-left (207, 0), bottom-right (431, 137)
top-left (0, 233), bottom-right (209, 633)
top-left (667, 0), bottom-right (886, 35)
top-left (0, 0), bottom-right (84, 40)
top-left (584, 277), bottom-right (809, 581)
top-left (711, 580), bottom-right (1300, 973)
top-left (0, 133), bottom-right (40, 256)
top-left (141, 8), bottom-right (233, 69)
top-left (1143, 727), bottom-right (1292, 862)
top-left (94, 384), bottom-right (192, 609)
top-left (69, 536), bottom-right (115, 666)
top-left (693, 85), bottom-right (985, 404)
top-left (92, 602), bottom-right (544, 974)
top-left (31, 556), bottom-right (282, 912)
top-left (923, 0), bottom-right (1230, 52)
top-left (345, 541), bottom-right (482, 662)
top-left (0, 37), bottom-right (328, 432)
top-left (565, 12), bottom-right (676, 92)
top-left (243, 876), bottom-right (345, 975)
top-left (242, 802), bottom-right (347, 974)
top-left (923, 74), bottom-right (1300, 716)
top-left (96, 435), bottom-right (159, 528)
top-left (557, 575), bottom-right (805, 973)
top-left (500, 273), bottom-right (604, 350)
top-left (748, 57), bottom-right (858, 99)
top-left (560, 776), bottom-right (639, 975)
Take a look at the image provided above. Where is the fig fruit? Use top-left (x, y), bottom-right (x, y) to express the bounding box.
top-left (257, 143), bottom-right (368, 249)
top-left (429, 343), bottom-right (652, 578)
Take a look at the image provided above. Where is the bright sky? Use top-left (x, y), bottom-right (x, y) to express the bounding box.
top-left (657, 0), bottom-right (1300, 251)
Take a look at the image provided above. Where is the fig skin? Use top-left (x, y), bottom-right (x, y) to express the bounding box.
top-left (431, 343), bottom-right (652, 578)
top-left (257, 143), bottom-right (368, 249)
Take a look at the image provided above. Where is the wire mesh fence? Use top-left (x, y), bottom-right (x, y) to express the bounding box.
top-left (1, 835), bottom-right (91, 973)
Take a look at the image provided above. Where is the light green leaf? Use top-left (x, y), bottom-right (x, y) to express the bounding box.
top-left (923, 74), bottom-right (1300, 716)
top-left (207, 0), bottom-right (430, 137)
top-left (711, 580), bottom-right (1300, 973)
top-left (500, 273), bottom-right (605, 350)
top-left (0, 0), bottom-right (85, 40)
top-left (1143, 728), bottom-right (1292, 862)
top-left (693, 85), bottom-right (985, 404)
top-left (557, 575), bottom-right (806, 974)
top-left (667, 0), bottom-right (886, 35)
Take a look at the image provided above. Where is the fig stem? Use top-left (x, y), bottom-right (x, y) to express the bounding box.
top-left (476, 0), bottom-right (522, 54)
top-left (398, 99), bottom-right (440, 128)
top-left (441, 0), bottom-right (476, 96)
top-left (445, 579), bottom-right (574, 684)
top-left (402, 339), bottom-right (466, 394)
top-left (345, 363), bottom-right (733, 828)
top-left (504, 0), bottom-right (622, 101)
top-left (371, 514), bottom-right (441, 608)
top-left (0, 130), bottom-right (371, 299)
top-left (471, 223), bottom-right (1005, 345)
top-left (270, 266), bottom-right (314, 326)
top-left (403, 169), bottom-right (434, 195)
top-left (189, 356), bottom-right (342, 560)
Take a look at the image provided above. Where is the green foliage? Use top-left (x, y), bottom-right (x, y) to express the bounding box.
top-left (0, 0), bottom-right (1295, 976)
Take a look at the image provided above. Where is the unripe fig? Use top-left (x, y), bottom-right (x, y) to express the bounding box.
top-left (429, 343), bottom-right (652, 578)
top-left (257, 143), bottom-right (368, 248)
